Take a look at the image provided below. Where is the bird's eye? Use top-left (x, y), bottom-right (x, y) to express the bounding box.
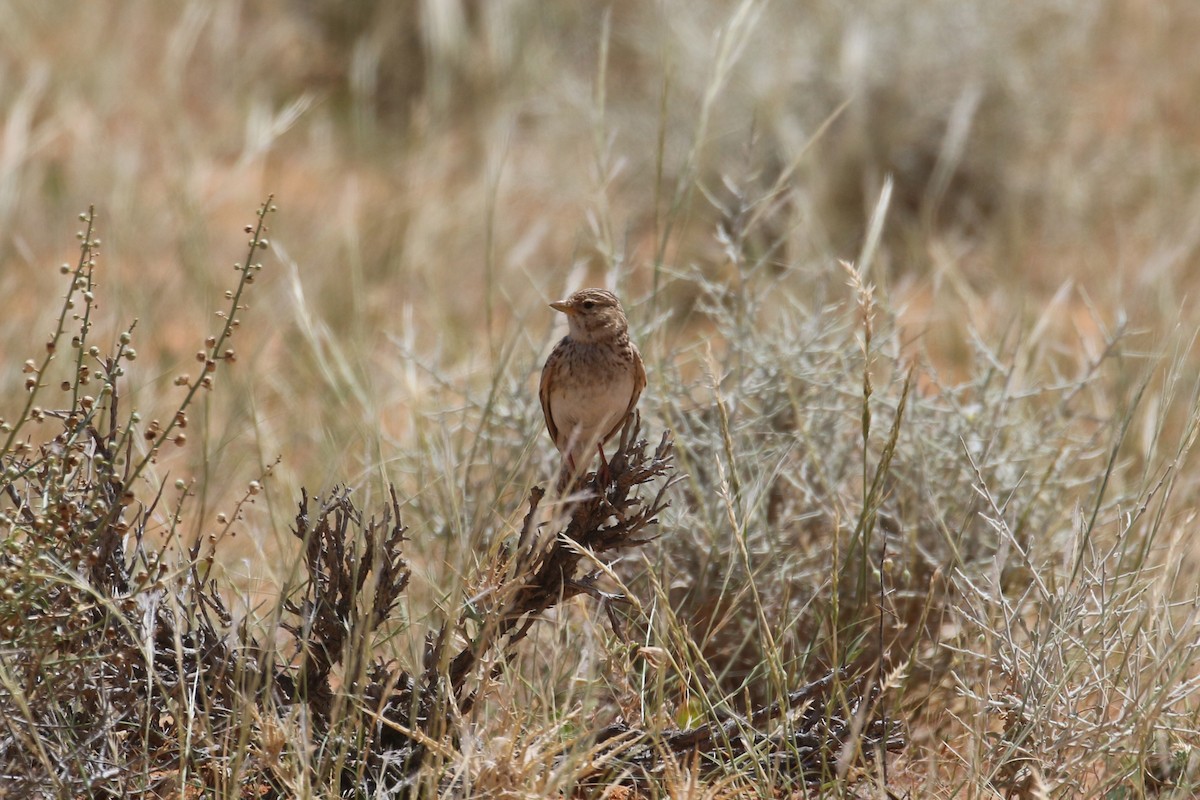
top-left (581, 300), bottom-right (596, 310)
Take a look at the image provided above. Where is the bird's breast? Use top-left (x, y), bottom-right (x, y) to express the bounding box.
top-left (548, 342), bottom-right (636, 445)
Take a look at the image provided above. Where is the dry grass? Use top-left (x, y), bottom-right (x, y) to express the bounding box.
top-left (3, 0), bottom-right (1200, 797)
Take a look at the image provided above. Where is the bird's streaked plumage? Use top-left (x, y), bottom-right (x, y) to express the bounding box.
top-left (540, 288), bottom-right (645, 484)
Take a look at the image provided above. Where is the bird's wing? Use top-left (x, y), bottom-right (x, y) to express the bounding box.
top-left (539, 343), bottom-right (562, 448)
top-left (604, 342), bottom-right (647, 443)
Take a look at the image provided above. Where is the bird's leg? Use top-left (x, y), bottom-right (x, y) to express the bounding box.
top-left (557, 454), bottom-right (577, 493)
top-left (596, 442), bottom-right (611, 485)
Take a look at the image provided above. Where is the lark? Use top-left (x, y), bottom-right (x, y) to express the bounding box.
top-left (540, 288), bottom-right (646, 486)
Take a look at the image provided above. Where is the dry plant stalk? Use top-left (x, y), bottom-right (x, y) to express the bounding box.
top-left (301, 415), bottom-right (681, 790)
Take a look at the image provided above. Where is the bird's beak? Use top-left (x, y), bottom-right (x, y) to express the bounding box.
top-left (549, 300), bottom-right (573, 315)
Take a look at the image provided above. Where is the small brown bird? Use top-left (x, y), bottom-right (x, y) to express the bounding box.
top-left (540, 288), bottom-right (646, 484)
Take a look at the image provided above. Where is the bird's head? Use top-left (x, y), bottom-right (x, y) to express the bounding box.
top-left (550, 288), bottom-right (628, 343)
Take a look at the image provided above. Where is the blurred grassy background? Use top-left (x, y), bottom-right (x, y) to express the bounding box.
top-left (2, 0), bottom-right (1199, 584)
top-left (6, 2), bottom-right (1200, 793)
